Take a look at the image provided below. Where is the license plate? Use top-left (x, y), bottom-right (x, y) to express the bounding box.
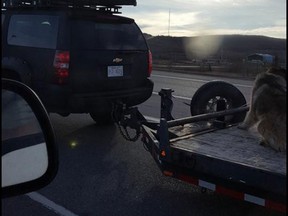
top-left (107, 66), bottom-right (123, 77)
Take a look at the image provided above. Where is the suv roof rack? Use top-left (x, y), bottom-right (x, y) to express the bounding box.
top-left (1, 0), bottom-right (137, 13)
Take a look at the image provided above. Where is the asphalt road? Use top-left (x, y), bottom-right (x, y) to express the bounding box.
top-left (2, 70), bottom-right (285, 216)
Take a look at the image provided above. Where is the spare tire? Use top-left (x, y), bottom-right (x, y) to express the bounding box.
top-left (190, 81), bottom-right (247, 124)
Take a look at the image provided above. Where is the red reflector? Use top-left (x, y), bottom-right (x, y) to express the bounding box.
top-left (217, 186), bottom-right (244, 200)
top-left (177, 174), bottom-right (199, 185)
top-left (265, 200), bottom-right (287, 213)
top-left (148, 50), bottom-right (152, 77)
top-left (163, 170), bottom-right (173, 177)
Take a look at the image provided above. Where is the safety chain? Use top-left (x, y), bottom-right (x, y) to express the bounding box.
top-left (116, 121), bottom-right (140, 142)
top-left (112, 102), bottom-right (141, 142)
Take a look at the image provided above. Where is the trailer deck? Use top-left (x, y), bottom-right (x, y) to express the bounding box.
top-left (169, 124), bottom-right (286, 175)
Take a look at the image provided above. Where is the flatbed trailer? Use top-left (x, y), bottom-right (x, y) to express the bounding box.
top-left (116, 82), bottom-right (286, 213)
top-left (141, 119), bottom-right (286, 213)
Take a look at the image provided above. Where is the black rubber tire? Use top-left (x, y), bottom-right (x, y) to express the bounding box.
top-left (90, 111), bottom-right (114, 125)
top-left (190, 81), bottom-right (247, 124)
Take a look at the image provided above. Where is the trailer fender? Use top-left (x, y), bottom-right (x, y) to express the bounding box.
top-left (2, 57), bottom-right (32, 86)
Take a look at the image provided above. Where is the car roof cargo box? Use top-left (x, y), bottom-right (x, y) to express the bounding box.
top-left (2, 0), bottom-right (137, 12)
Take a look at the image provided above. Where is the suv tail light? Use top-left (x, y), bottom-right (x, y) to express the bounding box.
top-left (53, 50), bottom-right (70, 84)
top-left (148, 50), bottom-right (152, 77)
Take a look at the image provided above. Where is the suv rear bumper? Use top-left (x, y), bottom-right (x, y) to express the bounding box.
top-left (37, 79), bottom-right (153, 114)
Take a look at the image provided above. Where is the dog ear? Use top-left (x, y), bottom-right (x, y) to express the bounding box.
top-left (267, 67), bottom-right (286, 80)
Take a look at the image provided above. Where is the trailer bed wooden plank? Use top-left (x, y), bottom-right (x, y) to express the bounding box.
top-left (170, 125), bottom-right (286, 175)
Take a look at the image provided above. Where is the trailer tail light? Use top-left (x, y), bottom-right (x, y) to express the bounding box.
top-left (53, 50), bottom-right (70, 84)
top-left (163, 170), bottom-right (173, 177)
top-left (148, 50), bottom-right (152, 77)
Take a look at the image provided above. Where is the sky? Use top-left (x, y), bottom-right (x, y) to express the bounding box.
top-left (121, 0), bottom-right (286, 39)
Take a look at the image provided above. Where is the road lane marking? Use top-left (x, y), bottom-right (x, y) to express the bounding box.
top-left (144, 115), bottom-right (160, 122)
top-left (172, 95), bottom-right (191, 100)
top-left (27, 192), bottom-right (78, 216)
top-left (152, 74), bottom-right (253, 88)
top-left (152, 92), bottom-right (191, 101)
top-left (152, 74), bottom-right (208, 83)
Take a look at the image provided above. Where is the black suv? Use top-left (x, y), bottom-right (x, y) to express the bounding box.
top-left (1, 0), bottom-right (153, 123)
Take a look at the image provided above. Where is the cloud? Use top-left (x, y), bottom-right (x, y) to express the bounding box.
top-left (121, 0), bottom-right (286, 38)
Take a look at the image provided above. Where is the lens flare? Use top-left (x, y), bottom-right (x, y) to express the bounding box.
top-left (70, 141), bottom-right (77, 148)
top-left (184, 35), bottom-right (223, 59)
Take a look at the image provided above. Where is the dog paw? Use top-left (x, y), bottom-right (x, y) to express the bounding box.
top-left (275, 145), bottom-right (286, 152)
top-left (238, 123), bottom-right (248, 130)
top-left (259, 140), bottom-right (267, 146)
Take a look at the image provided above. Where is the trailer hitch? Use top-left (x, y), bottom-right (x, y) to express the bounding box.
top-left (113, 88), bottom-right (177, 142)
top-left (112, 102), bottom-right (146, 142)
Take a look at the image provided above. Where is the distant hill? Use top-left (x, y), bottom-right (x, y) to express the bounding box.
top-left (144, 34), bottom-right (286, 66)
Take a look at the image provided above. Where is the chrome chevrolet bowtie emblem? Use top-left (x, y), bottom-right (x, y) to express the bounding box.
top-left (113, 58), bottom-right (123, 63)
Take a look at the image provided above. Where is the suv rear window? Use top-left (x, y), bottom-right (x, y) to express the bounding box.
top-left (7, 15), bottom-right (59, 49)
top-left (72, 20), bottom-right (147, 50)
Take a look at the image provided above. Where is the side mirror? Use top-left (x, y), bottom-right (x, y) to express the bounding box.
top-left (2, 78), bottom-right (58, 198)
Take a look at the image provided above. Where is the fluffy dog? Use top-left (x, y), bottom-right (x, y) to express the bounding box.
top-left (238, 67), bottom-right (286, 152)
